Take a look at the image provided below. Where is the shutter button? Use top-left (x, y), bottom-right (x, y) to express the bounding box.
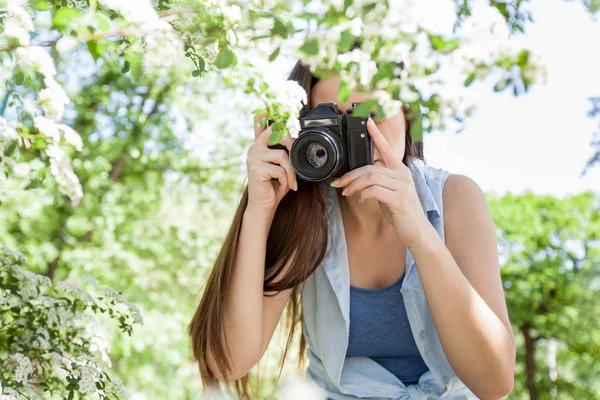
top-left (419, 330), bottom-right (426, 340)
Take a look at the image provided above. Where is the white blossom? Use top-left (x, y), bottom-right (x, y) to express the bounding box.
top-left (77, 366), bottom-right (98, 394)
top-left (372, 90), bottom-right (403, 117)
top-left (221, 5), bottom-right (242, 24)
top-left (16, 46), bottom-right (56, 78)
top-left (3, 3), bottom-right (34, 46)
top-left (56, 36), bottom-right (79, 53)
top-left (11, 353), bottom-right (33, 384)
top-left (107, 379), bottom-right (127, 398)
top-left (201, 41), bottom-right (219, 64)
top-left (273, 80), bottom-right (307, 114)
top-left (99, 0), bottom-right (158, 26)
top-left (37, 78), bottom-right (70, 122)
top-left (45, 144), bottom-right (83, 201)
top-left (56, 124), bottom-right (83, 151)
top-left (82, 274), bottom-right (99, 286)
top-left (142, 21), bottom-right (185, 77)
top-left (285, 116), bottom-right (301, 138)
top-left (0, 116), bottom-right (21, 155)
top-left (33, 116), bottom-right (60, 141)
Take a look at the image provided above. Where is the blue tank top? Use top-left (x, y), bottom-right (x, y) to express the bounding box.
top-left (346, 269), bottom-right (430, 385)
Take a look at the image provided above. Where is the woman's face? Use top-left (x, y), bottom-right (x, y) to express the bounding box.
top-left (310, 74), bottom-right (406, 166)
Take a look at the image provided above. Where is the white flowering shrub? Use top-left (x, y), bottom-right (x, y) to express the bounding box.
top-left (1, 0), bottom-right (548, 200)
top-left (0, 247), bottom-right (141, 399)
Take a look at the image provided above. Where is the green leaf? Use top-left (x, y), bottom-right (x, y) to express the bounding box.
top-left (125, 51), bottom-right (143, 81)
top-left (297, 12), bottom-right (319, 19)
top-left (68, 390), bottom-right (74, 400)
top-left (494, 78), bottom-right (510, 92)
top-left (299, 40), bottom-right (319, 56)
top-left (96, 12), bottom-right (112, 32)
top-left (13, 69), bottom-right (25, 85)
top-left (352, 99), bottom-right (377, 117)
top-left (52, 8), bottom-right (81, 29)
top-left (268, 47), bottom-right (280, 62)
top-left (517, 49), bottom-right (530, 67)
top-left (338, 80), bottom-right (351, 103)
top-left (428, 34), bottom-right (460, 54)
top-left (30, 0), bottom-right (51, 11)
top-left (87, 40), bottom-right (106, 61)
top-left (464, 72), bottom-right (476, 87)
top-left (269, 122), bottom-right (284, 144)
top-left (4, 140), bottom-right (18, 156)
top-left (337, 30), bottom-right (355, 53)
top-left (197, 56), bottom-right (206, 72)
top-left (192, 70), bottom-right (201, 77)
top-left (251, 108), bottom-right (267, 115)
top-left (271, 18), bottom-right (288, 38)
top-left (215, 49), bottom-right (236, 69)
top-left (407, 104), bottom-right (423, 141)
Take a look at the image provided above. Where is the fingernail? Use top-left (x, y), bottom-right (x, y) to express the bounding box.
top-left (331, 179), bottom-right (340, 187)
top-left (342, 188), bottom-right (347, 196)
top-left (294, 182), bottom-right (298, 191)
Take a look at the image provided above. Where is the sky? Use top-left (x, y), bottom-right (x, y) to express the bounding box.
top-left (423, 0), bottom-right (600, 198)
top-left (252, 0), bottom-right (600, 198)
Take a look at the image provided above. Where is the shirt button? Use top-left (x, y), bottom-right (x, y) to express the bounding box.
top-left (426, 397), bottom-right (435, 400)
top-left (419, 330), bottom-right (426, 340)
top-left (400, 287), bottom-right (408, 294)
top-left (422, 385), bottom-right (432, 394)
top-left (443, 375), bottom-right (450, 384)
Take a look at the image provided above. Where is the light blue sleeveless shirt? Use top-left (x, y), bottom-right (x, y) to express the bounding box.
top-left (300, 157), bottom-right (479, 399)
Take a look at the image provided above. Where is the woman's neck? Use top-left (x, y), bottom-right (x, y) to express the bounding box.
top-left (337, 189), bottom-right (393, 238)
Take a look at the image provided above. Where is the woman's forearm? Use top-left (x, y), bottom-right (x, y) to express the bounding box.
top-left (208, 207), bottom-right (293, 381)
top-left (409, 223), bottom-right (515, 399)
top-left (207, 208), bottom-right (272, 379)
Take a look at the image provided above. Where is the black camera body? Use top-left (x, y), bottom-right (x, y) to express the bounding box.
top-left (270, 102), bottom-right (374, 182)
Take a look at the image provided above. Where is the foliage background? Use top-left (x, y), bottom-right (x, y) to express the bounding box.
top-left (1, 0), bottom-right (599, 399)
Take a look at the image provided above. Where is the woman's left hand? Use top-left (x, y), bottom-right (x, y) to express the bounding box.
top-left (330, 118), bottom-right (429, 248)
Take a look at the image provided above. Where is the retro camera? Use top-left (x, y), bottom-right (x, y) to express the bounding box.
top-left (269, 102), bottom-right (374, 182)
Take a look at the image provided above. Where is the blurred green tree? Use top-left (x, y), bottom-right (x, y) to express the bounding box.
top-left (489, 191), bottom-right (600, 400)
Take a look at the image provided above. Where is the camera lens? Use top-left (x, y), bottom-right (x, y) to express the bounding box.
top-left (289, 128), bottom-right (344, 181)
top-left (306, 143), bottom-right (328, 168)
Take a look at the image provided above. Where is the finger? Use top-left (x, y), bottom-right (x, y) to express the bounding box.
top-left (259, 162), bottom-right (289, 189)
top-left (331, 164), bottom-right (395, 188)
top-left (254, 113), bottom-right (268, 139)
top-left (256, 124), bottom-right (274, 146)
top-left (261, 149), bottom-right (297, 191)
top-left (358, 186), bottom-right (395, 205)
top-left (342, 172), bottom-right (398, 197)
top-left (279, 134), bottom-right (294, 152)
top-left (367, 118), bottom-right (402, 168)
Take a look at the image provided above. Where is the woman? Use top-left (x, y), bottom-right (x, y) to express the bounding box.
top-left (188, 60), bottom-right (516, 400)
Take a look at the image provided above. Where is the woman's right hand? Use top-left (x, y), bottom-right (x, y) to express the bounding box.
top-left (246, 113), bottom-right (298, 216)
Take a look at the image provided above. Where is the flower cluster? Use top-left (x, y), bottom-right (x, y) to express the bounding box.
top-left (99, 0), bottom-right (186, 79)
top-left (1, 0), bottom-right (34, 47)
top-left (0, 247), bottom-right (141, 399)
top-left (2, 0), bottom-right (85, 202)
top-left (222, 65), bottom-right (307, 142)
top-left (0, 116), bottom-right (20, 157)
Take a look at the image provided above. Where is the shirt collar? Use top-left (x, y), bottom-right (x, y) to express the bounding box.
top-left (407, 157), bottom-right (441, 220)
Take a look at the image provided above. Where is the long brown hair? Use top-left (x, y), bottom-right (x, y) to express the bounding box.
top-left (187, 59), bottom-right (425, 399)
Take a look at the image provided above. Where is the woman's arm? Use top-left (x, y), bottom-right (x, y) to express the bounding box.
top-left (410, 174), bottom-right (516, 399)
top-left (207, 207), bottom-right (294, 381)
